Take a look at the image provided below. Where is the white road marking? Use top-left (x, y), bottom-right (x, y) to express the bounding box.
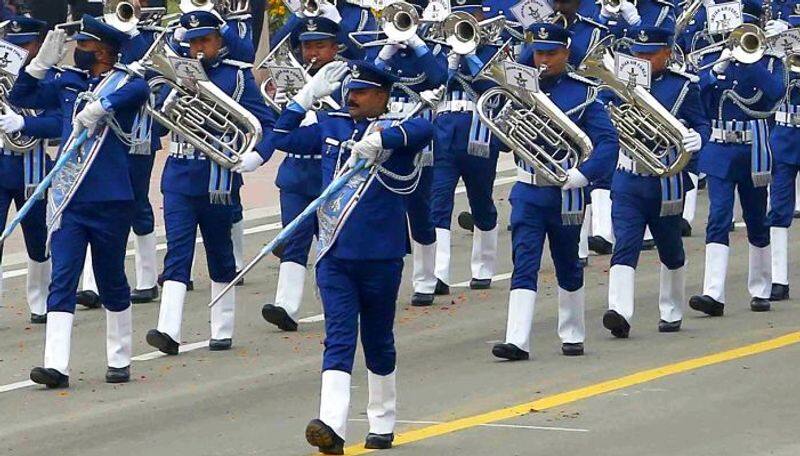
top-left (298, 314), bottom-right (325, 323)
top-left (452, 272), bottom-right (513, 288)
top-left (348, 418), bottom-right (589, 433)
top-left (0, 380), bottom-right (35, 393)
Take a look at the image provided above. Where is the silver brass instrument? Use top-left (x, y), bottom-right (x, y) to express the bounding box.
top-left (144, 34), bottom-right (262, 169)
top-left (0, 72), bottom-right (41, 153)
top-left (349, 1), bottom-right (420, 48)
top-left (475, 43), bottom-right (593, 186)
top-left (257, 34), bottom-right (341, 113)
top-left (674, 0), bottom-right (703, 36)
top-left (441, 12), bottom-right (506, 55)
top-left (689, 24), bottom-right (768, 70)
top-left (179, 0), bottom-right (251, 16)
top-left (103, 0), bottom-right (141, 33)
top-left (578, 37), bottom-right (691, 177)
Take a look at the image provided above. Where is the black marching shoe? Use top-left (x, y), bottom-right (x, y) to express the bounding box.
top-left (306, 419), bottom-right (344, 455)
top-left (30, 367), bottom-right (69, 389)
top-left (689, 295), bottom-right (725, 316)
top-left (750, 297), bottom-right (771, 312)
top-left (697, 175), bottom-right (707, 190)
top-left (588, 236), bottom-right (613, 255)
top-left (457, 211), bottom-right (475, 232)
top-left (209, 338), bottom-right (232, 351)
top-left (106, 366), bottom-right (130, 383)
top-left (365, 433), bottom-right (394, 450)
top-left (76, 290), bottom-right (101, 309)
top-left (492, 343), bottom-right (529, 361)
top-left (411, 292), bottom-right (434, 307)
top-left (794, 210), bottom-right (800, 219)
top-left (770, 283), bottom-right (790, 301)
top-left (130, 286), bottom-right (159, 304)
top-left (578, 257), bottom-right (589, 268)
top-left (234, 272), bottom-right (245, 287)
top-left (434, 279), bottom-right (449, 296)
top-left (470, 278), bottom-right (492, 290)
top-left (603, 310), bottom-right (630, 338)
top-left (680, 219), bottom-right (692, 237)
top-left (145, 329), bottom-right (179, 355)
top-left (642, 239), bottom-right (656, 251)
top-left (562, 343), bottom-right (584, 356)
top-left (261, 304), bottom-right (299, 331)
top-left (30, 313), bottom-right (47, 324)
top-left (658, 319), bottom-right (682, 333)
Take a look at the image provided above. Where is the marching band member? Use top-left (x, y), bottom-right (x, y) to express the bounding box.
top-left (10, 17), bottom-right (149, 387)
top-left (270, 0), bottom-right (379, 61)
top-left (689, 0), bottom-right (786, 316)
top-left (597, 0), bottom-right (677, 36)
top-left (0, 16), bottom-right (59, 324)
top-left (373, 0), bottom-right (448, 306)
top-left (145, 10), bottom-right (276, 355)
top-left (601, 27), bottom-right (709, 338)
top-left (260, 17), bottom-right (345, 331)
top-left (431, 0), bottom-right (501, 295)
top-left (272, 59), bottom-right (433, 453)
top-left (767, 13), bottom-right (799, 302)
top-left (492, 23), bottom-right (618, 360)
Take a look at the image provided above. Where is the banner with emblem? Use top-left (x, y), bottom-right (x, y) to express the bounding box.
top-left (423, 0), bottom-right (450, 21)
top-left (0, 39), bottom-right (28, 77)
top-left (615, 53), bottom-right (651, 89)
top-left (510, 0), bottom-right (554, 29)
top-left (706, 1), bottom-right (743, 35)
top-left (770, 29), bottom-right (800, 58)
top-left (502, 61), bottom-right (540, 93)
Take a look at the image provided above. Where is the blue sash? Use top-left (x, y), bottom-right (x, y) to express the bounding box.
top-left (24, 141), bottom-right (47, 199)
top-left (750, 119), bottom-right (772, 188)
top-left (659, 148), bottom-right (685, 217)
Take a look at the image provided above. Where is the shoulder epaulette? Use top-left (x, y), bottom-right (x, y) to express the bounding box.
top-left (222, 59), bottom-right (253, 69)
top-left (576, 14), bottom-right (609, 31)
top-left (328, 111), bottom-right (352, 118)
top-left (668, 66), bottom-right (700, 83)
top-left (567, 71), bottom-right (599, 87)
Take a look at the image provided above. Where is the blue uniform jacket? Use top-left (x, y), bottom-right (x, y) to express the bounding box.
top-left (161, 60), bottom-right (277, 197)
top-left (771, 70), bottom-right (800, 165)
top-left (607, 69), bottom-right (710, 197)
top-left (510, 72), bottom-right (619, 208)
top-left (272, 106), bottom-right (434, 260)
top-left (519, 15), bottom-right (608, 68)
top-left (600, 0), bottom-right (676, 37)
top-left (9, 67), bottom-right (149, 202)
top-left (697, 54), bottom-right (787, 181)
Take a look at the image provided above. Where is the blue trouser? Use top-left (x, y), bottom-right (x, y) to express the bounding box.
top-left (407, 165), bottom-right (435, 245)
top-left (232, 186), bottom-right (243, 225)
top-left (129, 155), bottom-right (155, 236)
top-left (430, 150), bottom-right (498, 232)
top-left (768, 161), bottom-right (799, 228)
top-left (509, 197), bottom-right (583, 292)
top-left (610, 191), bottom-right (685, 269)
top-left (316, 255), bottom-right (403, 375)
top-left (0, 187), bottom-right (48, 263)
top-left (279, 190), bottom-right (317, 266)
top-left (48, 201), bottom-right (134, 313)
top-left (706, 174), bottom-right (769, 247)
top-left (162, 192), bottom-right (236, 284)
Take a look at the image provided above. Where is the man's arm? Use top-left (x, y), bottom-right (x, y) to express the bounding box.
top-left (576, 99), bottom-right (620, 183)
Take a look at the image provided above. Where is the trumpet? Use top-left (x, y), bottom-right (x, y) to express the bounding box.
top-left (577, 37), bottom-right (691, 177)
top-left (0, 73), bottom-right (41, 153)
top-left (349, 1), bottom-right (420, 48)
top-left (688, 24), bottom-right (767, 70)
top-left (475, 43), bottom-right (593, 186)
top-left (441, 12), bottom-right (506, 55)
top-left (144, 33), bottom-right (263, 169)
top-left (257, 35), bottom-right (341, 113)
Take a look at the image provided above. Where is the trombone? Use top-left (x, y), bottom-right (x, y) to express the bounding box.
top-left (439, 12), bottom-right (506, 55)
top-left (688, 23), bottom-right (767, 70)
top-left (348, 1), bottom-right (421, 49)
top-left (55, 0), bottom-right (142, 36)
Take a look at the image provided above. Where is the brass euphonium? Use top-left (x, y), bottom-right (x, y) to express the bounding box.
top-left (578, 36), bottom-right (691, 177)
top-left (475, 43), bottom-right (594, 186)
top-left (0, 73), bottom-right (41, 153)
top-left (144, 35), bottom-right (263, 169)
top-left (257, 34), bottom-right (341, 113)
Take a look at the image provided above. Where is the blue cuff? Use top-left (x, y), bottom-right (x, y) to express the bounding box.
top-left (412, 44), bottom-right (430, 58)
top-left (287, 101), bottom-right (307, 114)
top-left (374, 58), bottom-right (387, 69)
top-left (465, 54), bottom-right (484, 76)
top-left (100, 97), bottom-right (113, 111)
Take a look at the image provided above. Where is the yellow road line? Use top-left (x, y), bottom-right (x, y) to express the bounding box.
top-left (342, 331), bottom-right (800, 455)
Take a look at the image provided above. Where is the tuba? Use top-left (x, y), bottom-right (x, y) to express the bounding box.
top-left (257, 34), bottom-right (341, 113)
top-left (475, 43), bottom-right (594, 186)
top-left (0, 73), bottom-right (41, 153)
top-left (578, 37), bottom-right (691, 177)
top-left (144, 34), bottom-right (262, 169)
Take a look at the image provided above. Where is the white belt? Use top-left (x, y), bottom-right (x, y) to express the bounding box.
top-left (775, 111), bottom-right (800, 127)
top-left (616, 152), bottom-right (655, 176)
top-left (710, 127), bottom-right (753, 144)
top-left (286, 153), bottom-right (322, 160)
top-left (515, 167), bottom-right (559, 187)
top-left (436, 100), bottom-right (476, 114)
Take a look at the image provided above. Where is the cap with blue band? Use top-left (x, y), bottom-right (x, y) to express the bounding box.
top-left (74, 14), bottom-right (129, 49)
top-left (628, 26), bottom-right (674, 53)
top-left (527, 23), bottom-right (572, 51)
top-left (295, 17), bottom-right (340, 42)
top-left (345, 61), bottom-right (400, 90)
top-left (180, 10), bottom-right (224, 40)
top-left (3, 16), bottom-right (47, 45)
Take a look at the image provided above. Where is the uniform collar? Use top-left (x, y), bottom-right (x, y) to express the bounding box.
top-left (539, 71), bottom-right (567, 91)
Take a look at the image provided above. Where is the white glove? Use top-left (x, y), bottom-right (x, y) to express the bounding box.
top-left (73, 100), bottom-right (108, 136)
top-left (0, 108), bottom-right (25, 134)
top-left (682, 128), bottom-right (702, 153)
top-left (27, 29), bottom-right (67, 80)
top-left (619, 0), bottom-right (641, 25)
top-left (765, 20), bottom-right (790, 37)
top-left (273, 87), bottom-right (290, 106)
top-left (447, 52), bottom-right (460, 70)
top-left (318, 1), bottom-right (343, 22)
top-left (713, 48), bottom-right (733, 74)
top-left (599, 2), bottom-right (615, 18)
top-left (293, 61), bottom-right (349, 110)
top-left (420, 88), bottom-right (443, 107)
top-left (346, 132), bottom-right (384, 168)
top-left (378, 42), bottom-right (405, 61)
top-left (562, 168), bottom-right (589, 190)
top-left (405, 34), bottom-right (427, 53)
top-left (173, 26), bottom-right (187, 42)
top-left (233, 150), bottom-right (265, 173)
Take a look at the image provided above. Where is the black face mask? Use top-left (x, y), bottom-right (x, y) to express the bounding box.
top-left (74, 49), bottom-right (97, 71)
